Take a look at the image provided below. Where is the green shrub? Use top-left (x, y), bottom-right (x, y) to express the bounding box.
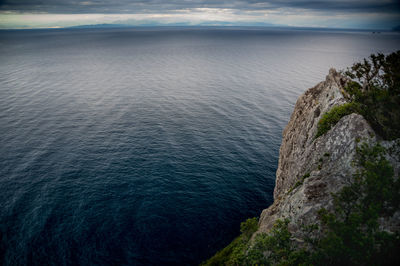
top-left (351, 86), bottom-right (400, 140)
top-left (202, 218), bottom-right (258, 266)
top-left (246, 219), bottom-right (310, 265)
top-left (316, 51), bottom-right (400, 140)
top-left (314, 143), bottom-right (400, 265)
top-left (343, 51), bottom-right (400, 140)
top-left (240, 217), bottom-right (258, 238)
top-left (315, 102), bottom-right (360, 138)
top-left (204, 143), bottom-right (400, 266)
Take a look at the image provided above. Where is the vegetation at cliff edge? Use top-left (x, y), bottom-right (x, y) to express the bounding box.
top-left (316, 50), bottom-right (400, 140)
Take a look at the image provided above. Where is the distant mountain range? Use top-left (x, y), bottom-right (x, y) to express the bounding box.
top-left (67, 24), bottom-right (132, 29)
top-left (64, 24), bottom-right (396, 33)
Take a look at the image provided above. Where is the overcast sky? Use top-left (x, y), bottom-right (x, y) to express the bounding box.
top-left (0, 0), bottom-right (399, 29)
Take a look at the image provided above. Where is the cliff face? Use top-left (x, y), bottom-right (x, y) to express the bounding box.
top-left (257, 69), bottom-right (400, 239)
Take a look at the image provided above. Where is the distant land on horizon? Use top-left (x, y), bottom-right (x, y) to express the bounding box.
top-left (1, 24), bottom-right (398, 33)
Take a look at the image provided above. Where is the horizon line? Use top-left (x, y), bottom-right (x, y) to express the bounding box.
top-left (0, 24), bottom-right (396, 32)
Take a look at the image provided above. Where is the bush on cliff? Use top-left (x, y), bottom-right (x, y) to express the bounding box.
top-left (204, 143), bottom-right (400, 265)
top-left (344, 51), bottom-right (400, 140)
top-left (315, 102), bottom-right (360, 138)
top-left (245, 219), bottom-right (309, 265)
top-left (313, 142), bottom-right (400, 265)
top-left (202, 217), bottom-right (258, 266)
top-left (203, 218), bottom-right (310, 266)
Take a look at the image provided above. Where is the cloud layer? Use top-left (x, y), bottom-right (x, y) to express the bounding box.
top-left (0, 0), bottom-right (399, 29)
top-left (1, 1), bottom-right (399, 13)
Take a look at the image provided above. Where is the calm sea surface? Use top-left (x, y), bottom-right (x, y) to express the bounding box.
top-left (0, 27), bottom-right (399, 265)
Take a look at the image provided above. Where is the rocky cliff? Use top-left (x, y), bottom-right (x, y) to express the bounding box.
top-left (257, 68), bottom-right (400, 241)
top-left (204, 68), bottom-right (400, 265)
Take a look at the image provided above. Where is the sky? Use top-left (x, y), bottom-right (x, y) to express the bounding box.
top-left (0, 0), bottom-right (399, 30)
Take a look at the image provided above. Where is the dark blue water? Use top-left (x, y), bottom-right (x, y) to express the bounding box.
top-left (0, 28), bottom-right (399, 265)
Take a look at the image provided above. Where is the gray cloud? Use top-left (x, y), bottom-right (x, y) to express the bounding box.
top-left (1, 0), bottom-right (399, 14)
top-left (1, 1), bottom-right (399, 30)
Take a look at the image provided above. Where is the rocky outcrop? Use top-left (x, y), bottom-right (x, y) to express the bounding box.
top-left (256, 69), bottom-right (400, 239)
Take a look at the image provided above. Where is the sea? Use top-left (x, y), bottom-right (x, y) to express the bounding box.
top-left (0, 27), bottom-right (399, 265)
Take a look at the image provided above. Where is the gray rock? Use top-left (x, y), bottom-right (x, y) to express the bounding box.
top-left (256, 69), bottom-right (400, 240)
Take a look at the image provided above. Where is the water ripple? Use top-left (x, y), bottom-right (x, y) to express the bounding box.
top-left (0, 28), bottom-right (399, 265)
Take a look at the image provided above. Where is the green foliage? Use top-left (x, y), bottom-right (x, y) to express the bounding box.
top-left (344, 51), bottom-right (400, 140)
top-left (314, 143), bottom-right (400, 265)
top-left (246, 219), bottom-right (310, 265)
top-left (315, 51), bottom-right (400, 139)
top-left (315, 102), bottom-right (360, 138)
top-left (202, 236), bottom-right (242, 266)
top-left (204, 143), bottom-right (400, 266)
top-left (202, 218), bottom-right (258, 266)
top-left (344, 51), bottom-right (400, 95)
top-left (240, 217), bottom-right (258, 238)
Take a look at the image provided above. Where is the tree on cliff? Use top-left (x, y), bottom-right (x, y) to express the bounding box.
top-left (344, 51), bottom-right (400, 140)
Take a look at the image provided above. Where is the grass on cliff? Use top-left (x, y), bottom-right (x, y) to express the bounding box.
top-left (316, 50), bottom-right (400, 140)
top-left (204, 142), bottom-right (400, 265)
